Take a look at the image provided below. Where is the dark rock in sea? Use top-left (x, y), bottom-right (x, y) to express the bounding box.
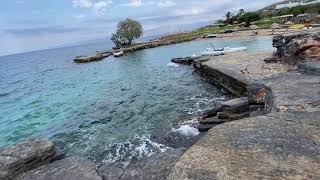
top-left (164, 130), bottom-right (186, 146)
top-left (200, 105), bottom-right (222, 119)
top-left (17, 157), bottom-right (102, 180)
top-left (171, 56), bottom-right (202, 65)
top-left (198, 123), bottom-right (219, 132)
top-left (221, 97), bottom-right (249, 113)
top-left (0, 139), bottom-right (63, 179)
top-left (200, 116), bottom-right (223, 124)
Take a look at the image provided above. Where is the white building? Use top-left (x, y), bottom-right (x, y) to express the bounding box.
top-left (276, 0), bottom-right (320, 10)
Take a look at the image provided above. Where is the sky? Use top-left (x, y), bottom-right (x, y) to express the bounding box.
top-left (0, 0), bottom-right (282, 56)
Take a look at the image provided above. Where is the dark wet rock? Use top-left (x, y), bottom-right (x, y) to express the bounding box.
top-left (98, 148), bottom-right (186, 180)
top-left (17, 157), bottom-right (102, 180)
top-left (164, 131), bottom-right (185, 146)
top-left (0, 139), bottom-right (63, 179)
top-left (169, 112), bottom-right (320, 179)
top-left (249, 104), bottom-right (265, 117)
top-left (221, 97), bottom-right (249, 113)
top-left (197, 123), bottom-right (219, 132)
top-left (217, 111), bottom-right (249, 122)
top-left (171, 56), bottom-right (202, 65)
top-left (200, 106), bottom-right (222, 119)
top-left (199, 116), bottom-right (223, 124)
top-left (298, 61), bottom-right (320, 76)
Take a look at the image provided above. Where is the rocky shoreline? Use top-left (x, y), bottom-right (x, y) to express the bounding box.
top-left (168, 28), bottom-right (320, 179)
top-left (1, 29), bottom-right (320, 179)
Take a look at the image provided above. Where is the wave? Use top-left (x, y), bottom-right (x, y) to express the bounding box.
top-left (97, 135), bottom-right (169, 167)
top-left (172, 125), bottom-right (199, 137)
top-left (167, 62), bottom-right (179, 67)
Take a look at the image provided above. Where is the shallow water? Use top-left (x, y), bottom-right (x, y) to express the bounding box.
top-left (0, 36), bottom-right (273, 165)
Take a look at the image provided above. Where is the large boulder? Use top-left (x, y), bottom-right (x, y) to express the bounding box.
top-left (0, 139), bottom-right (62, 179)
top-left (273, 28), bottom-right (320, 64)
top-left (169, 112), bottom-right (320, 179)
top-left (17, 157), bottom-right (102, 180)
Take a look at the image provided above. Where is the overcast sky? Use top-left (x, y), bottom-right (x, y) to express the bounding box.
top-left (0, 0), bottom-right (282, 56)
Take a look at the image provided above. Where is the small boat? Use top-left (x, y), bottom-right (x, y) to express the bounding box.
top-left (201, 45), bottom-right (247, 56)
top-left (113, 51), bottom-right (124, 57)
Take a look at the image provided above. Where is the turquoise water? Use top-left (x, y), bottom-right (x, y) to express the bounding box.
top-left (0, 36), bottom-right (273, 165)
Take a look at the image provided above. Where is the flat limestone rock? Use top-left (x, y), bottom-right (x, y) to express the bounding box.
top-left (168, 112), bottom-right (320, 179)
top-left (0, 139), bottom-right (60, 179)
top-left (17, 157), bottom-right (102, 180)
top-left (221, 97), bottom-right (249, 113)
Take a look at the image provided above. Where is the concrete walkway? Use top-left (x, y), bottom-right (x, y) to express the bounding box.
top-left (168, 52), bottom-right (320, 179)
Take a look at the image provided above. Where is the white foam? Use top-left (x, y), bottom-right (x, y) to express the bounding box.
top-left (167, 62), bottom-right (179, 67)
top-left (173, 125), bottom-right (200, 137)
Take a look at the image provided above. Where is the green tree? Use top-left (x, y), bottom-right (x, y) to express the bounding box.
top-left (237, 9), bottom-right (245, 17)
top-left (238, 12), bottom-right (261, 27)
top-left (111, 18), bottom-right (143, 48)
top-left (225, 12), bottom-right (233, 24)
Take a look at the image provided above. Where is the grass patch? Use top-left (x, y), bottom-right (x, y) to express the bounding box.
top-left (255, 18), bottom-right (276, 28)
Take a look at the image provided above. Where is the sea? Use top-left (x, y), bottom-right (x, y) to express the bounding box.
top-left (0, 36), bottom-right (273, 166)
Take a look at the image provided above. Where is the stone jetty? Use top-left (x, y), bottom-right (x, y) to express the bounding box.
top-left (169, 29), bottom-right (320, 179)
top-left (74, 52), bottom-right (113, 63)
top-left (74, 35), bottom-right (198, 63)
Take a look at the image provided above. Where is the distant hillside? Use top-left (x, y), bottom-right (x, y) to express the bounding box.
top-left (259, 0), bottom-right (301, 12)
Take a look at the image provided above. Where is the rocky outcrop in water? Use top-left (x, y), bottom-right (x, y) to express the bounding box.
top-left (0, 139), bottom-right (102, 180)
top-left (75, 36), bottom-right (199, 63)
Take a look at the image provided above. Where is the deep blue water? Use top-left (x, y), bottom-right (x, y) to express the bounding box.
top-left (0, 36), bottom-right (273, 165)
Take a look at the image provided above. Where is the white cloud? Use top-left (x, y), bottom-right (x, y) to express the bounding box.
top-left (123, 0), bottom-right (143, 7)
top-left (72, 0), bottom-right (93, 8)
top-left (72, 0), bottom-right (112, 13)
top-left (93, 1), bottom-right (112, 13)
top-left (157, 0), bottom-right (175, 8)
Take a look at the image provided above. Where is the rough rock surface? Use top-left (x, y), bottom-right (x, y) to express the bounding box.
top-left (0, 139), bottom-right (62, 179)
top-left (17, 157), bottom-right (102, 180)
top-left (169, 112), bottom-right (320, 180)
top-left (170, 50), bottom-right (320, 179)
top-left (263, 73), bottom-right (320, 112)
top-left (298, 61), bottom-right (320, 76)
top-left (99, 148), bottom-right (186, 180)
top-left (273, 28), bottom-right (320, 64)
